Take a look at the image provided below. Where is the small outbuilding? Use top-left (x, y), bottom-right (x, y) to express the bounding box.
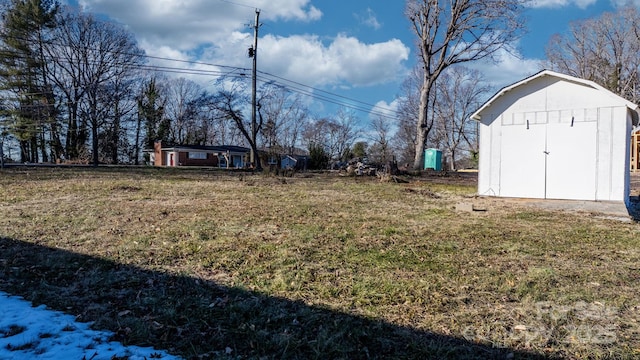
top-left (471, 70), bottom-right (639, 204)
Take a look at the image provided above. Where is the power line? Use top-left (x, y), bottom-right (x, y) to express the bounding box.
top-left (0, 34), bottom-right (403, 121)
top-left (257, 70), bottom-right (395, 114)
top-left (218, 0), bottom-right (258, 10)
top-left (256, 71), bottom-right (401, 119)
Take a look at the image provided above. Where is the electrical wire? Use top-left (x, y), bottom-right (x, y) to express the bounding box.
top-left (218, 0), bottom-right (258, 10)
top-left (0, 34), bottom-right (404, 121)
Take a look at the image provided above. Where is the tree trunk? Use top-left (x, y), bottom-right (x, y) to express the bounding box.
top-left (412, 81), bottom-right (431, 170)
top-left (92, 119), bottom-right (99, 166)
top-left (20, 140), bottom-right (29, 163)
top-left (134, 109), bottom-right (141, 165)
top-left (49, 120), bottom-right (63, 162)
top-left (39, 127), bottom-right (48, 163)
top-left (251, 141), bottom-right (262, 171)
top-left (413, 124), bottom-right (426, 170)
top-left (111, 102), bottom-right (120, 164)
top-left (66, 103), bottom-right (78, 159)
top-left (450, 149), bottom-right (456, 171)
top-left (30, 137), bottom-right (38, 163)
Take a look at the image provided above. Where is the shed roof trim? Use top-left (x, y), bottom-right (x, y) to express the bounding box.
top-left (470, 69), bottom-right (640, 124)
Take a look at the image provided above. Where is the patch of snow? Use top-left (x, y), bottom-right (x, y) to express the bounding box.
top-left (0, 291), bottom-right (180, 359)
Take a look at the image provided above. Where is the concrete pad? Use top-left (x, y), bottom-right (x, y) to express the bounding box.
top-left (495, 197), bottom-right (638, 222)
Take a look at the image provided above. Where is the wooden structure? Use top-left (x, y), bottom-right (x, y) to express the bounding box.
top-left (632, 129), bottom-right (640, 172)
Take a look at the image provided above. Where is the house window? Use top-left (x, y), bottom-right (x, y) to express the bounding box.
top-left (188, 152), bottom-right (207, 159)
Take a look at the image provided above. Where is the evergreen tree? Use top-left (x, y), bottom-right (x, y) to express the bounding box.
top-left (0, 0), bottom-right (59, 162)
top-left (308, 142), bottom-right (329, 170)
top-left (139, 78), bottom-right (167, 149)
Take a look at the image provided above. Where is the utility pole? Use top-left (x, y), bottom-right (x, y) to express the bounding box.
top-left (250, 8), bottom-right (260, 169)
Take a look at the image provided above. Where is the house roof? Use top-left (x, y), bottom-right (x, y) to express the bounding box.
top-left (159, 144), bottom-right (250, 154)
top-left (261, 145), bottom-right (309, 157)
top-left (470, 69), bottom-right (640, 124)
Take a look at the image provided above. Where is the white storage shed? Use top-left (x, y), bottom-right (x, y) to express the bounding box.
top-left (471, 70), bottom-right (639, 204)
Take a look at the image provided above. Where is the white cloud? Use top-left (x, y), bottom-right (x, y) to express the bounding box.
top-left (75, 0), bottom-right (409, 97)
top-left (611, 0), bottom-right (640, 7)
top-left (257, 0), bottom-right (323, 22)
top-left (467, 47), bottom-right (544, 90)
top-left (78, 0), bottom-right (322, 50)
top-left (370, 99), bottom-right (400, 120)
top-left (355, 8), bottom-right (381, 30)
top-left (526, 0), bottom-right (596, 9)
top-left (141, 41), bottom-right (190, 62)
top-left (254, 34), bottom-right (409, 88)
top-left (373, 99), bottom-right (399, 114)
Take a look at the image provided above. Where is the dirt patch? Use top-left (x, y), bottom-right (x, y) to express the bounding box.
top-left (413, 170), bottom-right (478, 186)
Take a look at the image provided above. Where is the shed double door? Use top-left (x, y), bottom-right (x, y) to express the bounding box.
top-left (500, 121), bottom-right (597, 200)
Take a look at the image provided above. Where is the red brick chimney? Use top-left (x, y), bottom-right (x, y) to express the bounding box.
top-left (154, 141), bottom-right (163, 166)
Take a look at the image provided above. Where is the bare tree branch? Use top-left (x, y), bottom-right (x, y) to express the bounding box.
top-left (406, 0), bottom-right (525, 169)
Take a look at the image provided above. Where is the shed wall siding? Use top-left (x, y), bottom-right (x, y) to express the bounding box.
top-left (624, 111), bottom-right (633, 205)
top-left (500, 123), bottom-right (546, 198)
top-left (477, 82), bottom-right (631, 202)
top-left (473, 71), bottom-right (638, 203)
top-left (478, 113), bottom-right (502, 196)
top-left (609, 107), bottom-right (631, 201)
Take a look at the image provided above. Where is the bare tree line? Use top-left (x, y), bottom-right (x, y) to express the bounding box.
top-left (0, 0), bottom-right (361, 168)
top-left (545, 6), bottom-right (640, 104)
top-left (1, 0), bottom-right (636, 171)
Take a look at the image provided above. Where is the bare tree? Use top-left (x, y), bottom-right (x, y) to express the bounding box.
top-left (98, 75), bottom-right (139, 164)
top-left (432, 66), bottom-right (488, 170)
top-left (258, 84), bottom-right (309, 155)
top-left (45, 8), bottom-right (144, 164)
top-left (545, 6), bottom-right (640, 103)
top-left (368, 115), bottom-right (393, 165)
top-left (182, 91), bottom-right (224, 146)
top-left (211, 79), bottom-right (263, 170)
top-left (396, 65), bottom-right (422, 166)
top-left (406, 0), bottom-right (525, 170)
top-left (332, 108), bottom-right (360, 161)
top-left (302, 109), bottom-right (359, 163)
top-left (45, 8), bottom-right (87, 160)
top-left (210, 108), bottom-right (244, 146)
top-left (164, 77), bottom-right (203, 144)
top-left (78, 15), bottom-right (144, 166)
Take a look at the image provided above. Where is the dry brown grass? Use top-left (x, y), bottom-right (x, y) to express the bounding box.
top-left (1, 166), bottom-right (639, 359)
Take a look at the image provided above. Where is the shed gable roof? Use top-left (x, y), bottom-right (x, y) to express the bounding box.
top-left (470, 69), bottom-right (639, 124)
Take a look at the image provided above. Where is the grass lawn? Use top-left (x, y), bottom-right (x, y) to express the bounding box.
top-left (1, 167), bottom-right (639, 359)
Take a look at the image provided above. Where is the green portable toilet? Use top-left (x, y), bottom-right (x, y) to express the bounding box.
top-left (424, 148), bottom-right (442, 171)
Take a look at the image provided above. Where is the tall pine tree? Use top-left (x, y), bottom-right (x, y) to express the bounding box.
top-left (0, 0), bottom-right (59, 162)
top-left (139, 78), bottom-right (168, 149)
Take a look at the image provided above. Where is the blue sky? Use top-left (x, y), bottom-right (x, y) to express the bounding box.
top-left (68, 0), bottom-right (627, 121)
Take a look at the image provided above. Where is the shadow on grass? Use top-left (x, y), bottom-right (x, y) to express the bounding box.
top-left (0, 237), bottom-right (553, 359)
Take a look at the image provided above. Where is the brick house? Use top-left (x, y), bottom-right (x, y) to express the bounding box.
top-left (149, 141), bottom-right (250, 168)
